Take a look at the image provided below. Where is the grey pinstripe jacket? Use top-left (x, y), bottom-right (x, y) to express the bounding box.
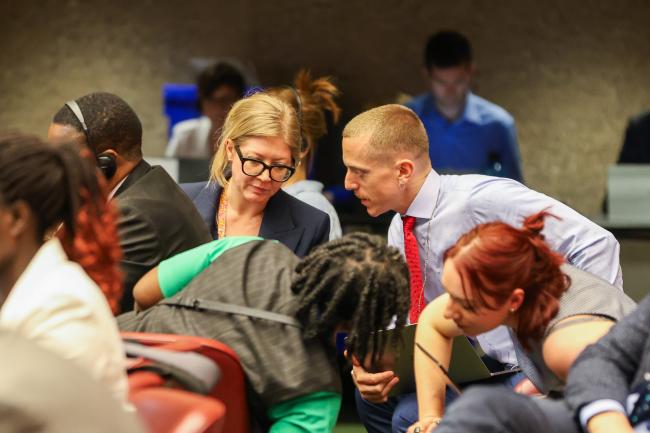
top-left (118, 241), bottom-right (340, 409)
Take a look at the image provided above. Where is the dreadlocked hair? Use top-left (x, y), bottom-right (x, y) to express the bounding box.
top-left (0, 133), bottom-right (123, 314)
top-left (292, 232), bottom-right (410, 368)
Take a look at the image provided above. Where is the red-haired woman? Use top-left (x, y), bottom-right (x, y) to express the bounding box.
top-left (408, 211), bottom-right (635, 433)
top-left (0, 133), bottom-right (127, 406)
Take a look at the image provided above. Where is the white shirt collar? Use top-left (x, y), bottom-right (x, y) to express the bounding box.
top-left (108, 175), bottom-right (128, 200)
top-left (404, 169), bottom-right (440, 219)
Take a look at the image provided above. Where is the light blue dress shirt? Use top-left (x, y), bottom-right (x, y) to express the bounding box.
top-left (406, 92), bottom-right (523, 182)
top-left (388, 170), bottom-right (623, 364)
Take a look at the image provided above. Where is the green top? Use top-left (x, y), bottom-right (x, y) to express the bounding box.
top-left (267, 391), bottom-right (341, 433)
top-left (158, 236), bottom-right (262, 298)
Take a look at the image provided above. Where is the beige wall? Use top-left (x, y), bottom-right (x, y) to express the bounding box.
top-left (1, 0), bottom-right (649, 214)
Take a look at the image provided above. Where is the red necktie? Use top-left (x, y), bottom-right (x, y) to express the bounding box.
top-left (402, 215), bottom-right (424, 323)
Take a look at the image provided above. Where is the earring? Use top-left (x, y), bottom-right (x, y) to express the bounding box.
top-left (509, 308), bottom-right (516, 313)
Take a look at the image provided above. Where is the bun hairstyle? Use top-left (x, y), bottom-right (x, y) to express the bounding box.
top-left (268, 69), bottom-right (341, 165)
top-left (0, 133), bottom-right (123, 314)
top-left (444, 210), bottom-right (570, 349)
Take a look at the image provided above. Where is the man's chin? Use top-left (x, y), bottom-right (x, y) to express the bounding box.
top-left (365, 207), bottom-right (387, 218)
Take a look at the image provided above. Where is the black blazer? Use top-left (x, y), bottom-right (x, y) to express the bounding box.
top-left (182, 181), bottom-right (330, 258)
top-left (115, 161), bottom-right (211, 312)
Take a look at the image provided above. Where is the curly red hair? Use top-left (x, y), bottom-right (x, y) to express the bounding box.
top-left (58, 149), bottom-right (123, 314)
top-left (59, 191), bottom-right (123, 314)
top-left (444, 210), bottom-right (570, 349)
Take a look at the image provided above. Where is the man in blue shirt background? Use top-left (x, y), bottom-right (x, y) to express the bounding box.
top-left (406, 30), bottom-right (523, 182)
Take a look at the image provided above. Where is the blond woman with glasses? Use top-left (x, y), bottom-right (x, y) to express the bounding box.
top-left (180, 92), bottom-right (330, 251)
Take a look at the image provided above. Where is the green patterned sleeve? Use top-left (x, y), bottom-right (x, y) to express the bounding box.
top-left (158, 236), bottom-right (263, 298)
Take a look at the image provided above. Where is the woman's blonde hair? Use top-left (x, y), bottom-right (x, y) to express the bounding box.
top-left (210, 92), bottom-right (301, 186)
top-left (267, 70), bottom-right (341, 167)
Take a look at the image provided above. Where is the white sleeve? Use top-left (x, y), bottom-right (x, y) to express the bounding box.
top-left (165, 124), bottom-right (184, 157)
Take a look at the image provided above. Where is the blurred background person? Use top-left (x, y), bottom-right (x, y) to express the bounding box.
top-left (0, 133), bottom-right (129, 406)
top-left (406, 30), bottom-right (523, 181)
top-left (166, 62), bottom-right (247, 159)
top-left (269, 69), bottom-right (343, 240)
top-left (182, 92), bottom-right (331, 257)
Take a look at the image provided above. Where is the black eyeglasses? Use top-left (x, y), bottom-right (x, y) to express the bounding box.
top-left (234, 144), bottom-right (295, 183)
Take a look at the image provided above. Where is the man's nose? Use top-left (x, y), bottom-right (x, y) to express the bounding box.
top-left (344, 172), bottom-right (356, 190)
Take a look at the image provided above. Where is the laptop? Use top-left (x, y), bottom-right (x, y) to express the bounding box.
top-left (367, 324), bottom-right (519, 396)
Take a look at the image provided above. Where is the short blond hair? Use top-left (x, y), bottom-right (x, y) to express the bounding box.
top-left (342, 104), bottom-right (428, 159)
top-left (210, 92), bottom-right (301, 186)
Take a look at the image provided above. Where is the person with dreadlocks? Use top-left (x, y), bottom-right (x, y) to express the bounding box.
top-left (118, 233), bottom-right (410, 433)
top-left (0, 133), bottom-right (128, 406)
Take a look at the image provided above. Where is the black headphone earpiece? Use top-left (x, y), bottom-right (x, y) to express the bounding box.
top-left (64, 100), bottom-right (117, 179)
top-left (96, 152), bottom-right (117, 179)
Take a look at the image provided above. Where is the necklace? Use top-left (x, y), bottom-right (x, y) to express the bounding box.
top-left (216, 186), bottom-right (228, 238)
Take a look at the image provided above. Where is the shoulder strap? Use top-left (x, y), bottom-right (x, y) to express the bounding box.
top-left (124, 342), bottom-right (220, 395)
top-left (160, 297), bottom-right (302, 328)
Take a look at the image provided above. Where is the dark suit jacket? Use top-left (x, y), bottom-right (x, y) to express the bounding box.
top-left (181, 181), bottom-right (330, 258)
top-left (115, 161), bottom-right (211, 312)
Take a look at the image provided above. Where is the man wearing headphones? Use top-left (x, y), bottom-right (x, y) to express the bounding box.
top-left (48, 92), bottom-right (211, 313)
